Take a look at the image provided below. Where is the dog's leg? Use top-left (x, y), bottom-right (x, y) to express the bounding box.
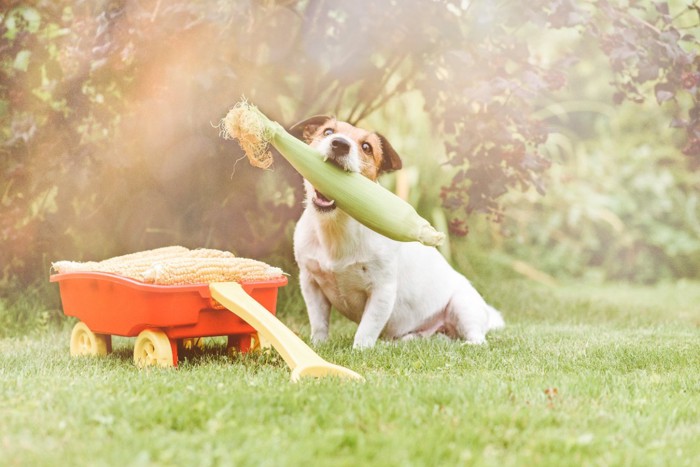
top-left (353, 284), bottom-right (397, 349)
top-left (485, 304), bottom-right (505, 330)
top-left (299, 270), bottom-right (331, 344)
top-left (446, 284), bottom-right (491, 345)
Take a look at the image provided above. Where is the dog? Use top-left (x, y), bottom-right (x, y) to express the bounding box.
top-left (289, 116), bottom-right (504, 349)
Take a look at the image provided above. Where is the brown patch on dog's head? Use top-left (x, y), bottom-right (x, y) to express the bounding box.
top-left (376, 133), bottom-right (403, 173)
top-left (289, 115), bottom-right (334, 143)
top-left (289, 116), bottom-right (403, 181)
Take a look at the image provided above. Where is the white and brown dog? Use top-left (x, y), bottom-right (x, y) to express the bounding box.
top-left (290, 116), bottom-right (504, 349)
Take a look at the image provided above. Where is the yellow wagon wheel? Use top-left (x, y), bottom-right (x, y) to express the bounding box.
top-left (133, 329), bottom-right (174, 368)
top-left (70, 322), bottom-right (109, 357)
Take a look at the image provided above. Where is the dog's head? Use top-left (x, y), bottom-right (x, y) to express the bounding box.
top-left (289, 115), bottom-right (403, 213)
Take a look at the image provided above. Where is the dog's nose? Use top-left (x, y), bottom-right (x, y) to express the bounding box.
top-left (330, 138), bottom-right (351, 157)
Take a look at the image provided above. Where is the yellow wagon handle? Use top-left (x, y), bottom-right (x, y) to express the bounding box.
top-left (209, 282), bottom-right (364, 382)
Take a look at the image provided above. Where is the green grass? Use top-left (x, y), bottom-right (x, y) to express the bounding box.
top-left (1, 278), bottom-right (699, 467)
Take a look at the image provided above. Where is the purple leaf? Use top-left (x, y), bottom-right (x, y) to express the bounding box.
top-left (670, 118), bottom-right (688, 128)
top-left (655, 83), bottom-right (675, 103)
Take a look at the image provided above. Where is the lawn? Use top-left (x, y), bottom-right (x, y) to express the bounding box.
top-left (1, 277), bottom-right (699, 466)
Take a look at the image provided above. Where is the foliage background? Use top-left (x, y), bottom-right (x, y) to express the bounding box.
top-left (2, 0), bottom-right (700, 331)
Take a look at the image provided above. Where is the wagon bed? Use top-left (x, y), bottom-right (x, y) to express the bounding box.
top-left (51, 271), bottom-right (287, 366)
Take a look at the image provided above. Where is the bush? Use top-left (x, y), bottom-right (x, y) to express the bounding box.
top-left (501, 98), bottom-right (700, 282)
top-left (1, 0), bottom-right (699, 297)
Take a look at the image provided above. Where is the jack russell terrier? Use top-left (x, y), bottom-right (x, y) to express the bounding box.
top-left (289, 116), bottom-right (504, 349)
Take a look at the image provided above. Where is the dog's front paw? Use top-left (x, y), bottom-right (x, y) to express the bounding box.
top-left (311, 330), bottom-right (329, 345)
top-left (352, 336), bottom-right (377, 350)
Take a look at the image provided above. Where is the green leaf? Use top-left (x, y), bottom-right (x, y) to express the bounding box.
top-left (20, 7), bottom-right (41, 33)
top-left (13, 50), bottom-right (31, 72)
top-left (3, 7), bottom-right (42, 40)
top-left (42, 23), bottom-right (70, 40)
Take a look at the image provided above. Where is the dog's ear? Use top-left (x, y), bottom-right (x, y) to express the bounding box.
top-left (377, 133), bottom-right (403, 173)
top-left (289, 115), bottom-right (333, 143)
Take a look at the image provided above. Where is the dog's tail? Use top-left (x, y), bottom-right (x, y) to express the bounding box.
top-left (486, 304), bottom-right (505, 331)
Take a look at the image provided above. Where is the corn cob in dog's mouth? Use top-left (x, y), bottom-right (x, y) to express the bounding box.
top-left (219, 100), bottom-right (444, 247)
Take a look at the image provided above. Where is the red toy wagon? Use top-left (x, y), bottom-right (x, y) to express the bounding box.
top-left (50, 272), bottom-right (287, 367)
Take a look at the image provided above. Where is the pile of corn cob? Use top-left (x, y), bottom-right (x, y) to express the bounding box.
top-left (52, 246), bottom-right (285, 285)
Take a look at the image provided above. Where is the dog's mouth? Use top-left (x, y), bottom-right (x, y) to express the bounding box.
top-left (312, 189), bottom-right (337, 212)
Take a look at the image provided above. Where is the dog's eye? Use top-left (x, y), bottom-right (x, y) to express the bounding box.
top-left (323, 128), bottom-right (334, 136)
top-left (362, 142), bottom-right (373, 154)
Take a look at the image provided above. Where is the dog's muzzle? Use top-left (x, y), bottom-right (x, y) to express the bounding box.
top-left (311, 136), bottom-right (354, 212)
top-left (324, 136), bottom-right (355, 172)
top-left (330, 138), bottom-right (351, 157)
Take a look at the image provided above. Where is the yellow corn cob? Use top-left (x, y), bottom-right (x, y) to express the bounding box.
top-left (220, 101), bottom-right (445, 247)
top-left (52, 246), bottom-right (190, 276)
top-left (185, 248), bottom-right (236, 259)
top-left (52, 260), bottom-right (103, 274)
top-left (96, 246), bottom-right (191, 277)
top-left (99, 246), bottom-right (189, 265)
top-left (142, 257), bottom-right (284, 285)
